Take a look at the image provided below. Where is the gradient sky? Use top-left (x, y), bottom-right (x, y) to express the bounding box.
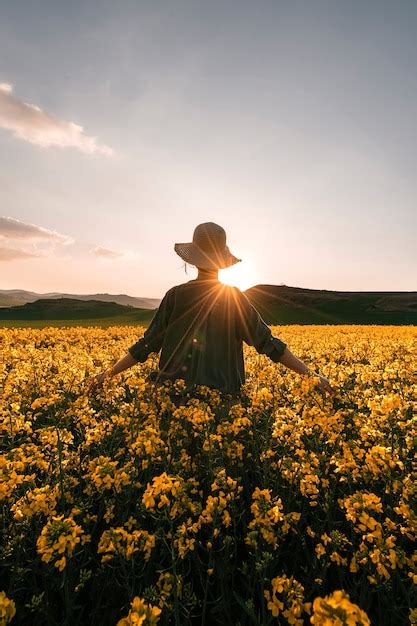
top-left (0, 0), bottom-right (416, 297)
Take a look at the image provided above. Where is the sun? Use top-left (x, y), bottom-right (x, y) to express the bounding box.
top-left (219, 260), bottom-right (257, 291)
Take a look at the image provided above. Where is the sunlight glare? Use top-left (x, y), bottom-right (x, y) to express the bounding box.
top-left (219, 260), bottom-right (258, 291)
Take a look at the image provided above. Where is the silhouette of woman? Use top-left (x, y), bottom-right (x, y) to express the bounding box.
top-left (88, 222), bottom-right (335, 401)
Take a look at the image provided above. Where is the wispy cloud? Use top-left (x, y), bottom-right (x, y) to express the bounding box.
top-left (0, 216), bottom-right (72, 243)
top-left (0, 246), bottom-right (42, 261)
top-left (0, 83), bottom-right (113, 155)
top-left (91, 246), bottom-right (124, 260)
top-left (0, 216), bottom-right (73, 261)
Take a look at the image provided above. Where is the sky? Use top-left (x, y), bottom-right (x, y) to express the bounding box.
top-left (0, 0), bottom-right (416, 297)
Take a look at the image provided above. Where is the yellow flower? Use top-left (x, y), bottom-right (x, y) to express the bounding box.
top-left (264, 576), bottom-right (311, 625)
top-left (310, 590), bottom-right (371, 625)
top-left (117, 596), bottom-right (161, 626)
top-left (98, 527), bottom-right (155, 563)
top-left (36, 515), bottom-right (86, 570)
top-left (0, 592), bottom-right (16, 625)
top-left (1, 324), bottom-right (415, 625)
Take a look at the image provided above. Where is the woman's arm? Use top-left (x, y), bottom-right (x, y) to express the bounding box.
top-left (278, 346), bottom-right (336, 395)
top-left (235, 291), bottom-right (335, 396)
top-left (278, 347), bottom-right (310, 374)
top-left (86, 289), bottom-right (175, 394)
top-left (87, 352), bottom-right (138, 392)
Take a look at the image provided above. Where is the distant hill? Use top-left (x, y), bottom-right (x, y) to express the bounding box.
top-left (244, 285), bottom-right (417, 325)
top-left (0, 289), bottom-right (161, 309)
top-left (0, 298), bottom-right (155, 326)
top-left (0, 286), bottom-right (416, 328)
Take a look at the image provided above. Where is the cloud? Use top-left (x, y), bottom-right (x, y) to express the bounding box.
top-left (0, 216), bottom-right (73, 244)
top-left (0, 83), bottom-right (113, 155)
top-left (0, 246), bottom-right (42, 261)
top-left (91, 246), bottom-right (124, 260)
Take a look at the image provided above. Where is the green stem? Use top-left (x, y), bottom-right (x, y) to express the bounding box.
top-left (56, 426), bottom-right (66, 508)
top-left (201, 533), bottom-right (215, 626)
top-left (169, 520), bottom-right (181, 626)
top-left (63, 566), bottom-right (73, 626)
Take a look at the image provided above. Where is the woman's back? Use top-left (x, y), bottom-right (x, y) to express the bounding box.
top-left (160, 278), bottom-right (244, 393)
top-left (128, 277), bottom-right (287, 395)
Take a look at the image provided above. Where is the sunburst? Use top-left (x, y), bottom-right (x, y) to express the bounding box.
top-left (219, 260), bottom-right (257, 291)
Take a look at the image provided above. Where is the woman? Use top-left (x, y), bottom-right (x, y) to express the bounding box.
top-left (88, 222), bottom-right (336, 398)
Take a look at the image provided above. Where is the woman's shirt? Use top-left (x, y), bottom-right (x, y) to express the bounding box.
top-left (128, 278), bottom-right (287, 395)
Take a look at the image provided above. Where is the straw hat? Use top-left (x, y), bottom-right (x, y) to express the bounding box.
top-left (174, 222), bottom-right (241, 270)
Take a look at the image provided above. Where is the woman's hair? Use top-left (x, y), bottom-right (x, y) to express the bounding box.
top-left (184, 262), bottom-right (204, 274)
top-left (183, 262), bottom-right (198, 274)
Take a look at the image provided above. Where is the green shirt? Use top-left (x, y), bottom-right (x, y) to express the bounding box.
top-left (128, 278), bottom-right (287, 395)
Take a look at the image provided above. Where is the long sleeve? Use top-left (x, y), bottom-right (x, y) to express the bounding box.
top-left (128, 288), bottom-right (174, 362)
top-left (235, 290), bottom-right (286, 362)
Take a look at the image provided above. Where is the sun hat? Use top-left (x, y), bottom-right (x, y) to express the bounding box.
top-left (174, 222), bottom-right (242, 270)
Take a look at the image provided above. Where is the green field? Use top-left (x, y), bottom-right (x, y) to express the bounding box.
top-left (0, 298), bottom-right (155, 328)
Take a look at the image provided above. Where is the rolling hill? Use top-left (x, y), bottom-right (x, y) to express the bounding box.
top-left (0, 289), bottom-right (160, 309)
top-left (0, 286), bottom-right (416, 327)
top-left (244, 285), bottom-right (417, 325)
top-left (0, 298), bottom-right (155, 327)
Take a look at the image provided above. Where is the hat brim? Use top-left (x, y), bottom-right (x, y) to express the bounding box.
top-left (174, 242), bottom-right (241, 270)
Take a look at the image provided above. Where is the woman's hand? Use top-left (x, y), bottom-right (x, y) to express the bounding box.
top-left (279, 349), bottom-right (336, 397)
top-left (85, 354), bottom-right (137, 395)
top-left (87, 369), bottom-right (113, 394)
top-left (316, 374), bottom-right (337, 396)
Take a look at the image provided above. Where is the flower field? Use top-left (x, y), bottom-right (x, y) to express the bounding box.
top-left (1, 325), bottom-right (416, 625)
